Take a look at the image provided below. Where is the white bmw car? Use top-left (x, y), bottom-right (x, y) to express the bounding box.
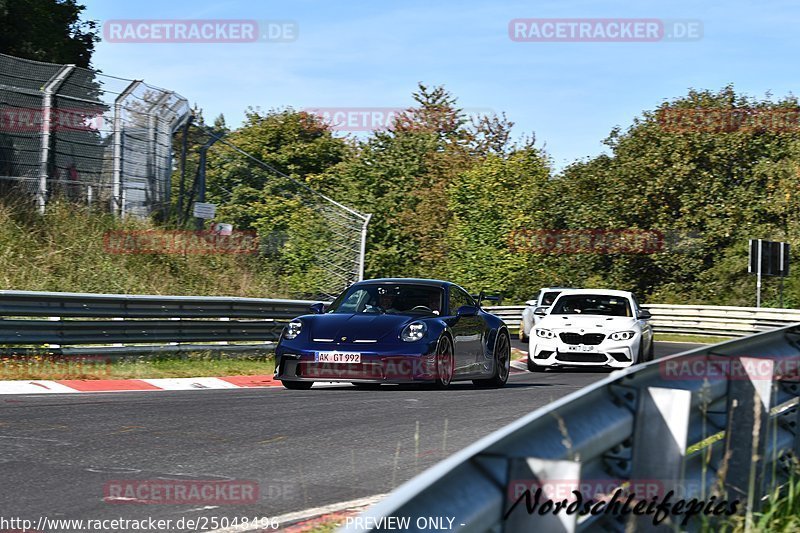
top-left (527, 289), bottom-right (654, 371)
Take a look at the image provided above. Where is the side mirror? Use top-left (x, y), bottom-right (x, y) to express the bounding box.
top-left (525, 300), bottom-right (538, 307)
top-left (637, 309), bottom-right (652, 320)
top-left (534, 306), bottom-right (549, 317)
top-left (309, 302), bottom-right (326, 314)
top-left (456, 305), bottom-right (479, 317)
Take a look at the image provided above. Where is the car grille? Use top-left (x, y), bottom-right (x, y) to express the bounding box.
top-left (556, 352), bottom-right (607, 363)
top-left (559, 332), bottom-right (605, 345)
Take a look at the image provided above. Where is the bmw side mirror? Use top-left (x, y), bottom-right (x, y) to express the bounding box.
top-left (534, 306), bottom-right (549, 317)
top-left (637, 309), bottom-right (652, 320)
top-left (309, 302), bottom-right (325, 314)
top-left (456, 305), bottom-right (479, 317)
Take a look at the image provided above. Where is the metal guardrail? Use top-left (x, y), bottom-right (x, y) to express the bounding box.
top-left (347, 325), bottom-right (800, 532)
top-left (0, 290), bottom-right (321, 356)
top-left (486, 304), bottom-right (800, 338)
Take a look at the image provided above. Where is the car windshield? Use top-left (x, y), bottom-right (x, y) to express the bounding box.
top-left (327, 283), bottom-right (444, 316)
top-left (540, 291), bottom-right (562, 306)
top-left (550, 294), bottom-right (632, 317)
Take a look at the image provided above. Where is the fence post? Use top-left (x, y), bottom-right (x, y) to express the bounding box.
top-left (721, 357), bottom-right (774, 518)
top-left (148, 91), bottom-right (173, 217)
top-left (630, 387), bottom-right (692, 531)
top-left (37, 65), bottom-right (74, 214)
top-left (358, 213), bottom-right (372, 281)
top-left (112, 81), bottom-right (142, 216)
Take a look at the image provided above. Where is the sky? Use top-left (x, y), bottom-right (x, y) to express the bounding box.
top-left (82, 0), bottom-right (800, 170)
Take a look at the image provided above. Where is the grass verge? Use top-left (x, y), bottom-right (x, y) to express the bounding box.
top-left (654, 333), bottom-right (734, 344)
top-left (0, 353), bottom-right (275, 380)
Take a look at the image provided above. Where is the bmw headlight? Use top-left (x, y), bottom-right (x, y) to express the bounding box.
top-left (610, 331), bottom-right (636, 341)
top-left (284, 320), bottom-right (302, 340)
top-left (535, 328), bottom-right (555, 339)
top-left (401, 321), bottom-right (427, 342)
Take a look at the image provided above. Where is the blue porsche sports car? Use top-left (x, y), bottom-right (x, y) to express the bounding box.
top-left (274, 278), bottom-right (511, 389)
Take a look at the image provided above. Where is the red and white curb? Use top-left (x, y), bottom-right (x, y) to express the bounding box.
top-left (0, 375), bottom-right (281, 394)
top-left (0, 352), bottom-right (531, 394)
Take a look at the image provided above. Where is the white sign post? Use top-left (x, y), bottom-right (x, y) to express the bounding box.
top-left (193, 202), bottom-right (216, 220)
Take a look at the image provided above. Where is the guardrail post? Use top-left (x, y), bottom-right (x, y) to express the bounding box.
top-left (630, 387), bottom-right (691, 531)
top-left (504, 457), bottom-right (580, 533)
top-left (721, 357), bottom-right (774, 517)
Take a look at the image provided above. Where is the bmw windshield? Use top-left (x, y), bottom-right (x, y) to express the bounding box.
top-left (327, 284), bottom-right (444, 316)
top-left (550, 294), bottom-right (632, 317)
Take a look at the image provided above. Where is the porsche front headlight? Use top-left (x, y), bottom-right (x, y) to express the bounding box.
top-left (401, 321), bottom-right (427, 342)
top-left (284, 320), bottom-right (302, 340)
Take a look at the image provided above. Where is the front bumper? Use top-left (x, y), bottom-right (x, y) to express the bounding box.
top-left (528, 336), bottom-right (637, 368)
top-left (275, 340), bottom-right (439, 383)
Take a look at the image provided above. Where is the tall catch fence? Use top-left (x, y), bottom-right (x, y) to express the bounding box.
top-left (190, 128), bottom-right (372, 301)
top-left (0, 53), bottom-right (190, 216)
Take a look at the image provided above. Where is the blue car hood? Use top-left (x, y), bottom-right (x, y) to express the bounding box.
top-left (306, 313), bottom-right (418, 342)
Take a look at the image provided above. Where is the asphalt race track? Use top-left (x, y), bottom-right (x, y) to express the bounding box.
top-left (0, 341), bottom-right (701, 529)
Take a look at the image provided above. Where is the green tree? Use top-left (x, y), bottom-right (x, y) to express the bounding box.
top-left (0, 0), bottom-right (98, 67)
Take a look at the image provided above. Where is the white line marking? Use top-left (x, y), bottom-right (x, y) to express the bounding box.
top-left (206, 493), bottom-right (387, 532)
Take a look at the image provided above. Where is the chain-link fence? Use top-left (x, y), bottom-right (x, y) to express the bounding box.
top-left (188, 128), bottom-right (372, 301)
top-left (0, 53), bottom-right (189, 216)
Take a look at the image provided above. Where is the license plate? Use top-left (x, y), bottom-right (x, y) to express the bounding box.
top-left (314, 351), bottom-right (361, 363)
top-left (566, 345), bottom-right (595, 352)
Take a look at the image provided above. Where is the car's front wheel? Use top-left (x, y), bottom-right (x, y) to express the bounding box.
top-left (281, 380), bottom-right (313, 390)
top-left (434, 335), bottom-right (455, 388)
top-left (474, 330), bottom-right (510, 388)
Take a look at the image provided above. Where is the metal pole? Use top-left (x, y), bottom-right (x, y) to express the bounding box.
top-left (177, 115), bottom-right (193, 224)
top-left (194, 131), bottom-right (223, 230)
top-left (358, 213), bottom-right (372, 281)
top-left (37, 65), bottom-right (75, 214)
top-left (756, 239), bottom-right (762, 308)
top-left (112, 81), bottom-right (142, 217)
top-left (148, 91), bottom-right (173, 219)
top-left (195, 146), bottom-right (207, 231)
top-left (780, 242), bottom-right (785, 308)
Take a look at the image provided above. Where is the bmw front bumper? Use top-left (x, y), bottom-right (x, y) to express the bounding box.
top-left (528, 336), bottom-right (637, 368)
